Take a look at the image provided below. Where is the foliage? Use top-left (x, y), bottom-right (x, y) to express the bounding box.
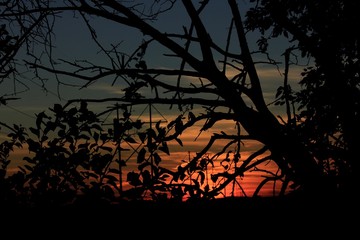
top-left (245, 0), bottom-right (360, 191)
top-left (0, 101), bottom-right (238, 205)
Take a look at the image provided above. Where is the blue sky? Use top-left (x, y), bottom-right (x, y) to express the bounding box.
top-left (1, 0), bottom-right (301, 127)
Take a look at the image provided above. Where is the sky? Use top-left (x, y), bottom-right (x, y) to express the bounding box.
top-left (0, 0), bottom-right (307, 197)
top-left (1, 1), bottom-right (301, 124)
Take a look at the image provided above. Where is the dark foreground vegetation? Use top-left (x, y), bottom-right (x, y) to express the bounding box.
top-left (2, 193), bottom-right (356, 239)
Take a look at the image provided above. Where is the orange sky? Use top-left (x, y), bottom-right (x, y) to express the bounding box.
top-left (3, 115), bottom-right (288, 199)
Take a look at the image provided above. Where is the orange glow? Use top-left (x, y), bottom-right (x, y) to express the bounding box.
top-left (1, 111), bottom-right (289, 200)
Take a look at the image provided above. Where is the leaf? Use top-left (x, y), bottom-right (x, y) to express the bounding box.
top-left (175, 119), bottom-right (183, 134)
top-left (29, 127), bottom-right (40, 137)
top-left (78, 134), bottom-right (90, 140)
top-left (175, 138), bottom-right (183, 146)
top-left (153, 152), bottom-right (161, 165)
top-left (159, 142), bottom-right (170, 155)
top-left (18, 166), bottom-right (26, 173)
top-left (138, 161), bottom-right (150, 171)
top-left (275, 86), bottom-right (283, 98)
top-left (41, 135), bottom-right (48, 142)
top-left (100, 133), bottom-right (108, 143)
top-left (24, 164), bottom-right (33, 171)
top-left (80, 101), bottom-right (87, 112)
top-left (198, 171), bottom-right (205, 185)
top-left (124, 136), bottom-right (137, 143)
top-left (137, 148), bottom-right (146, 163)
top-left (159, 174), bottom-right (170, 181)
top-left (78, 142), bottom-right (90, 149)
top-left (23, 156), bottom-right (36, 164)
top-left (188, 111), bottom-right (195, 122)
top-left (141, 170), bottom-right (151, 185)
top-left (167, 119), bottom-right (176, 128)
top-left (26, 139), bottom-right (40, 152)
top-left (88, 172), bottom-right (99, 179)
top-left (133, 119), bottom-right (143, 129)
top-left (106, 179), bottom-right (119, 190)
top-left (127, 171), bottom-right (142, 186)
top-left (44, 122), bottom-right (56, 134)
top-left (68, 107), bottom-right (78, 116)
top-left (93, 132), bottom-right (99, 143)
top-left (98, 146), bottom-right (113, 152)
top-left (155, 121), bottom-right (161, 131)
top-left (147, 128), bottom-right (156, 139)
top-left (283, 30), bottom-right (288, 38)
top-left (137, 60), bottom-right (147, 70)
top-left (104, 174), bottom-right (118, 182)
top-left (211, 174), bottom-right (218, 182)
top-left (52, 104), bottom-right (63, 114)
top-left (58, 129), bottom-right (66, 138)
top-left (138, 132), bottom-right (147, 143)
top-left (115, 159), bottom-right (127, 167)
top-left (201, 118), bottom-right (215, 131)
top-left (35, 111), bottom-right (46, 129)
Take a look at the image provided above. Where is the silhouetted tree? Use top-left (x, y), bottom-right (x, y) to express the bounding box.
top-left (0, 2), bottom-right (47, 103)
top-left (245, 0), bottom-right (360, 194)
top-left (1, 0), bottom-right (357, 205)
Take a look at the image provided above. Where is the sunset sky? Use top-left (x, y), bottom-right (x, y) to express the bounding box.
top-left (0, 1), bottom-right (307, 197)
